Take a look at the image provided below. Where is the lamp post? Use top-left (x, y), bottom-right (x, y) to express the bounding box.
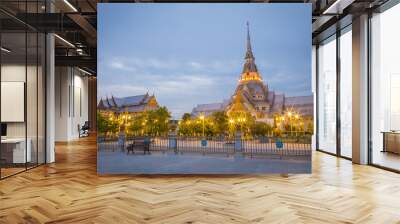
top-left (199, 114), bottom-right (205, 137)
top-left (240, 117), bottom-right (246, 134)
top-left (294, 114), bottom-right (299, 136)
top-left (281, 116), bottom-right (285, 131)
top-left (287, 111), bottom-right (293, 136)
top-left (229, 118), bottom-right (235, 137)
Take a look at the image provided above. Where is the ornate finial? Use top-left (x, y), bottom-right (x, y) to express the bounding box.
top-left (245, 21), bottom-right (254, 60)
top-left (246, 21), bottom-right (252, 53)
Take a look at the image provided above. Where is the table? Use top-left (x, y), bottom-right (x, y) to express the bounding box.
top-left (382, 131), bottom-right (400, 154)
top-left (1, 138), bottom-right (31, 164)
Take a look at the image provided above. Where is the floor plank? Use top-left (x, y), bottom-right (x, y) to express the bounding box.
top-left (1, 136), bottom-right (400, 224)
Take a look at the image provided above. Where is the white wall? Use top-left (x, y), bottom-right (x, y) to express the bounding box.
top-left (1, 65), bottom-right (26, 138)
top-left (55, 67), bottom-right (89, 141)
top-left (1, 65), bottom-right (42, 137)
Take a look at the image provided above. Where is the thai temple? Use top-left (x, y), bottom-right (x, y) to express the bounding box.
top-left (192, 22), bottom-right (313, 121)
top-left (98, 93), bottom-right (159, 115)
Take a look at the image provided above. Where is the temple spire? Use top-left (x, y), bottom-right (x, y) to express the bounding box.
top-left (241, 21), bottom-right (258, 75)
top-left (245, 21), bottom-right (254, 60)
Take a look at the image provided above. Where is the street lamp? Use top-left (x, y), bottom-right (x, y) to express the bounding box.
top-left (229, 119), bottom-right (235, 137)
top-left (237, 117), bottom-right (245, 133)
top-left (199, 114), bottom-right (205, 137)
top-left (286, 111), bottom-right (294, 136)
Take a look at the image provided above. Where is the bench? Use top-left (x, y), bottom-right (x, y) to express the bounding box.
top-left (126, 138), bottom-right (151, 154)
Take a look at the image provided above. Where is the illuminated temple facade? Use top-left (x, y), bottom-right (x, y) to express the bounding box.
top-left (98, 93), bottom-right (159, 115)
top-left (192, 23), bottom-right (313, 121)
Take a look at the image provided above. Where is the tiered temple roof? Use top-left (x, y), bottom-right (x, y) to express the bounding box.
top-left (192, 22), bottom-right (313, 120)
top-left (98, 93), bottom-right (158, 114)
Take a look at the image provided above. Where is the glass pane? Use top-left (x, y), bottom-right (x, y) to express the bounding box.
top-left (1, 31), bottom-right (27, 177)
top-left (38, 33), bottom-right (45, 165)
top-left (340, 28), bottom-right (352, 158)
top-left (27, 31), bottom-right (38, 169)
top-left (371, 4), bottom-right (400, 171)
top-left (317, 36), bottom-right (337, 154)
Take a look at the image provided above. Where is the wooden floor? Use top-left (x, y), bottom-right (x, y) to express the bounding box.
top-left (1, 136), bottom-right (400, 224)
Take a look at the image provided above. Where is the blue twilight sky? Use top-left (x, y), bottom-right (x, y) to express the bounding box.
top-left (98, 3), bottom-right (312, 119)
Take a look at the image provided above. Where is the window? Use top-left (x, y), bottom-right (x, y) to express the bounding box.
top-left (317, 35), bottom-right (337, 154)
top-left (340, 27), bottom-right (352, 158)
top-left (370, 3), bottom-right (400, 171)
top-left (0, 2), bottom-right (46, 179)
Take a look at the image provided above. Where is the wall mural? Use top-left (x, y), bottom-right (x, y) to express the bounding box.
top-left (97, 3), bottom-right (313, 174)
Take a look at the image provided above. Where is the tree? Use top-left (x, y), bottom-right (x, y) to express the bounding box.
top-left (123, 107), bottom-right (172, 137)
top-left (250, 122), bottom-right (272, 136)
top-left (182, 113), bottom-right (191, 121)
top-left (210, 111), bottom-right (228, 136)
top-left (97, 111), bottom-right (119, 136)
top-left (127, 114), bottom-right (146, 136)
top-left (227, 111), bottom-right (255, 136)
top-left (143, 106), bottom-right (171, 136)
top-left (97, 111), bottom-right (108, 134)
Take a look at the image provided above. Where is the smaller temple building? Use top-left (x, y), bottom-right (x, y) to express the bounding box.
top-left (98, 93), bottom-right (159, 115)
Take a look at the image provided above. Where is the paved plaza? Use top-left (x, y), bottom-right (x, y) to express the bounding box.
top-left (98, 150), bottom-right (311, 174)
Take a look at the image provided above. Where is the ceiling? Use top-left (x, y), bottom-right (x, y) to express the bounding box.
top-left (0, 0), bottom-right (390, 75)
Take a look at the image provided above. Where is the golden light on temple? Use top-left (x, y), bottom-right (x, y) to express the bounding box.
top-left (239, 72), bottom-right (263, 83)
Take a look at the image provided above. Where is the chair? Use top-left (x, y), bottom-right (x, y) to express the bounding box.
top-left (79, 121), bottom-right (90, 138)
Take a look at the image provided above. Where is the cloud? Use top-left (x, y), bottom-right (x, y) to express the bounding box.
top-left (100, 56), bottom-right (310, 118)
top-left (109, 60), bottom-right (137, 72)
top-left (266, 72), bottom-right (311, 96)
top-left (108, 56), bottom-right (242, 75)
top-left (108, 57), bottom-right (180, 72)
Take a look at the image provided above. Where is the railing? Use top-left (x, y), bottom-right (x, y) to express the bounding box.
top-left (97, 136), bottom-right (119, 152)
top-left (176, 136), bottom-right (235, 155)
top-left (98, 135), bottom-right (311, 157)
top-left (242, 137), bottom-right (311, 157)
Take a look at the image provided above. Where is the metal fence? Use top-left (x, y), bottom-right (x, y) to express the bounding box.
top-left (176, 136), bottom-right (235, 155)
top-left (98, 135), bottom-right (312, 157)
top-left (242, 137), bottom-right (311, 157)
top-left (97, 137), bottom-right (120, 152)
